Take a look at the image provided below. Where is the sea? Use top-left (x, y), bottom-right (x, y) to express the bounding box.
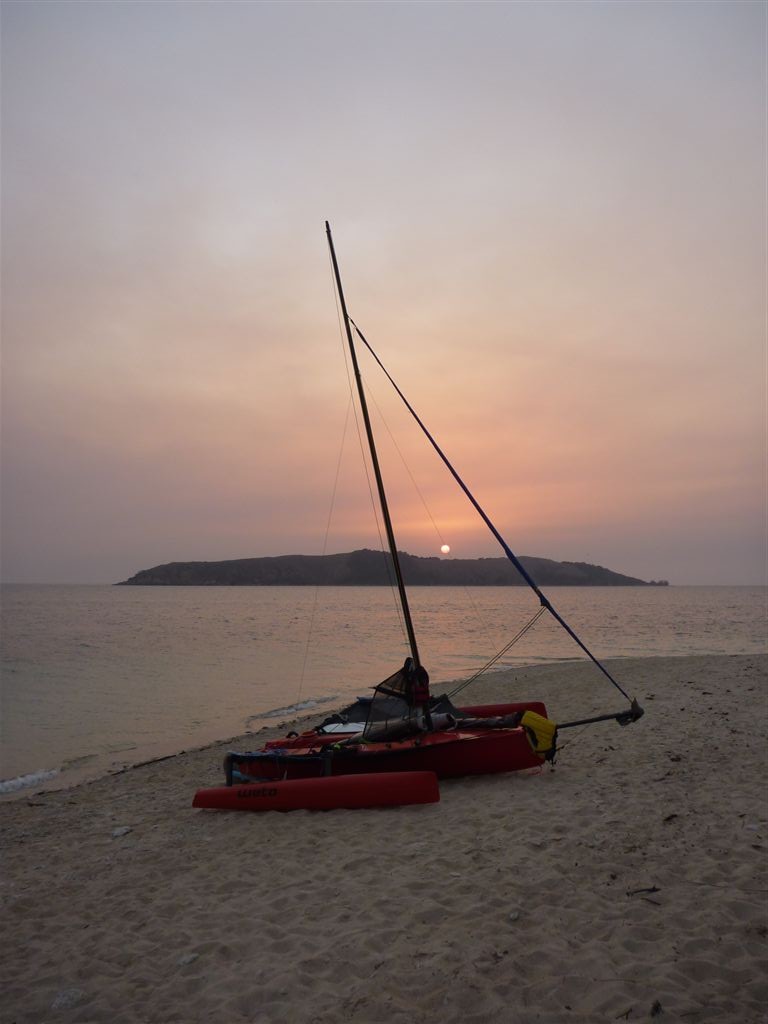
top-left (1, 584), bottom-right (765, 797)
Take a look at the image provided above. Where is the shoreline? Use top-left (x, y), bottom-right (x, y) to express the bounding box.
top-left (3, 585), bottom-right (765, 802)
top-left (0, 654), bottom-right (593, 802)
top-left (0, 692), bottom-right (343, 803)
top-left (2, 653), bottom-right (766, 1023)
top-left (0, 652), bottom-right (664, 802)
top-left (0, 651), bottom-right (759, 803)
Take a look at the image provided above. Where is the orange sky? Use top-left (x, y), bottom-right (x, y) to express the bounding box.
top-left (1, 1), bottom-right (765, 584)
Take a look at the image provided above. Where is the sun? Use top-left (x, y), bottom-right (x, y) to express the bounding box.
top-left (440, 544), bottom-right (451, 555)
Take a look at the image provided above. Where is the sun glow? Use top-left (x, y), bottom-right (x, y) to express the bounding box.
top-left (440, 544), bottom-right (451, 554)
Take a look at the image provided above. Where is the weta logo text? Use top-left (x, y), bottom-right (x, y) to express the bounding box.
top-left (237, 787), bottom-right (278, 799)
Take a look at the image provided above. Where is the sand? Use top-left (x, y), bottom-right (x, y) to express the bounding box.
top-left (1, 654), bottom-right (766, 1024)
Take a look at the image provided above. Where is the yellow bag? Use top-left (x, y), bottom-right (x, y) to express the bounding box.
top-left (520, 710), bottom-right (558, 760)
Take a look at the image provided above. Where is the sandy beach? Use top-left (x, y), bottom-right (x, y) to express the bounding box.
top-left (1, 653), bottom-right (766, 1024)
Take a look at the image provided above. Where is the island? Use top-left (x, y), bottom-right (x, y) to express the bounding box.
top-left (117, 549), bottom-right (668, 587)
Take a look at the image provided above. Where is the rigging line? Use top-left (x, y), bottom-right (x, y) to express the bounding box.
top-left (343, 361), bottom-right (408, 642)
top-left (351, 386), bottom-right (409, 646)
top-left (296, 260), bottom-right (361, 705)
top-left (458, 606), bottom-right (545, 690)
top-left (327, 223), bottom-right (420, 669)
top-left (296, 393), bottom-right (354, 702)
top-left (553, 725), bottom-right (591, 752)
top-left (364, 380), bottom-right (505, 659)
top-left (363, 380), bottom-right (447, 547)
top-left (552, 720), bottom-right (605, 764)
top-left (349, 318), bottom-right (635, 708)
top-left (325, 250), bottom-right (408, 648)
top-left (363, 378), bottom-right (504, 657)
top-left (447, 606), bottom-right (547, 698)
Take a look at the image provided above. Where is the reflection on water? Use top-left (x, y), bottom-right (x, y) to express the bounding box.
top-left (1, 584), bottom-right (765, 789)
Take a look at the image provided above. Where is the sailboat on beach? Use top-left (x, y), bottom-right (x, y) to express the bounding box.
top-left (194, 223), bottom-right (643, 811)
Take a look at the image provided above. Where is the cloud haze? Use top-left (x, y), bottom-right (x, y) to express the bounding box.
top-left (1, 1), bottom-right (765, 584)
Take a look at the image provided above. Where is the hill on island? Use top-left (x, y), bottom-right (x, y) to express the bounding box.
top-left (117, 549), bottom-right (666, 586)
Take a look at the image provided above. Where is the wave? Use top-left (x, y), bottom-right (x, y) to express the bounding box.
top-left (0, 768), bottom-right (59, 794)
top-left (60, 753), bottom-right (97, 770)
top-left (246, 694), bottom-right (339, 727)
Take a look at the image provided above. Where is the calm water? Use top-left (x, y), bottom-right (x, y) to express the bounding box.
top-left (1, 584), bottom-right (765, 794)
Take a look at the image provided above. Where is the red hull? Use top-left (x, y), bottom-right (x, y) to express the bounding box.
top-left (230, 726), bottom-right (543, 783)
top-left (194, 771), bottom-right (440, 811)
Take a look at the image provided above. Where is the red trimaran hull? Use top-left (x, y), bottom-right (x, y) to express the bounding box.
top-left (232, 730), bottom-right (542, 781)
top-left (193, 702), bottom-right (548, 810)
top-left (224, 701), bottom-right (548, 786)
top-left (193, 771), bottom-right (440, 812)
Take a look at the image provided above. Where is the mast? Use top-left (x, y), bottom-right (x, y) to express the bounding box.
top-left (325, 221), bottom-right (421, 669)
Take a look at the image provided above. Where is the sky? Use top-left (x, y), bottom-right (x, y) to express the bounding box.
top-left (1, 0), bottom-right (765, 585)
